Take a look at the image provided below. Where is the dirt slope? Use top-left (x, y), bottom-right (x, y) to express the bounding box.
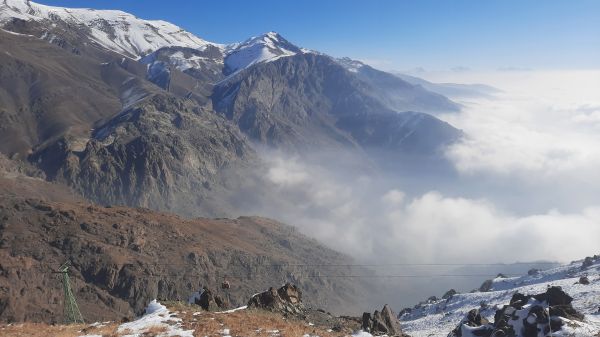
top-left (0, 192), bottom-right (362, 323)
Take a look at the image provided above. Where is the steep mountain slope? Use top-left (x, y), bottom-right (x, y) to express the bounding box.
top-left (0, 29), bottom-right (126, 158)
top-left (31, 93), bottom-right (258, 217)
top-left (336, 57), bottom-right (461, 114)
top-left (0, 194), bottom-right (363, 323)
top-left (213, 53), bottom-right (462, 155)
top-left (400, 257), bottom-right (600, 337)
top-left (0, 1), bottom-right (464, 163)
top-left (0, 16), bottom-right (261, 217)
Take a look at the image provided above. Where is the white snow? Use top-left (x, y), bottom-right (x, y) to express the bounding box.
top-left (400, 257), bottom-right (600, 337)
top-left (216, 305), bottom-right (248, 314)
top-left (336, 57), bottom-right (366, 73)
top-left (224, 31), bottom-right (299, 74)
top-left (0, 0), bottom-right (217, 58)
top-left (1, 1), bottom-right (309, 80)
top-left (113, 299), bottom-right (193, 337)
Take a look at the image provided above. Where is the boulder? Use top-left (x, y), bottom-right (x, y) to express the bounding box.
top-left (195, 287), bottom-right (228, 311)
top-left (533, 286), bottom-right (573, 306)
top-left (247, 283), bottom-right (305, 315)
top-left (448, 286), bottom-right (584, 337)
top-left (581, 256), bottom-right (594, 269)
top-left (448, 309), bottom-right (493, 337)
top-left (578, 276), bottom-right (590, 285)
top-left (442, 289), bottom-right (458, 300)
top-left (479, 279), bottom-right (493, 292)
top-left (362, 304), bottom-right (408, 336)
top-left (277, 283), bottom-right (302, 304)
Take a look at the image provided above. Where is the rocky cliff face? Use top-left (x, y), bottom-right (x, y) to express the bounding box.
top-left (213, 53), bottom-right (461, 158)
top-left (31, 94), bottom-right (258, 217)
top-left (0, 195), bottom-right (363, 323)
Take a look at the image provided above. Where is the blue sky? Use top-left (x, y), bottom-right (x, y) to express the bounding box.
top-left (40, 0), bottom-right (600, 71)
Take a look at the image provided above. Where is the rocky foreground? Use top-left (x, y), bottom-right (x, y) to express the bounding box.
top-left (1, 258), bottom-right (599, 337)
top-left (401, 256), bottom-right (600, 337)
top-left (0, 283), bottom-right (408, 337)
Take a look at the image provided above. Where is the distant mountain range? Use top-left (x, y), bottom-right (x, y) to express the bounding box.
top-left (0, 0), bottom-right (468, 216)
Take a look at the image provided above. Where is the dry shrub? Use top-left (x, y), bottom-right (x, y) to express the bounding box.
top-left (140, 324), bottom-right (169, 336)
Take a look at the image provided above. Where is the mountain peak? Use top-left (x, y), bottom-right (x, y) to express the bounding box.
top-left (223, 31), bottom-right (302, 75)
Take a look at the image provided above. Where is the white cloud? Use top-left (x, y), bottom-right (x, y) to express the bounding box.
top-left (257, 153), bottom-right (600, 265)
top-left (427, 70), bottom-right (600, 180)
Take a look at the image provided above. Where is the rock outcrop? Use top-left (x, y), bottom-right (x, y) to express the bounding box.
top-left (443, 289), bottom-right (458, 300)
top-left (247, 283), bottom-right (305, 315)
top-left (448, 286), bottom-right (584, 337)
top-left (195, 287), bottom-right (228, 311)
top-left (362, 304), bottom-right (409, 337)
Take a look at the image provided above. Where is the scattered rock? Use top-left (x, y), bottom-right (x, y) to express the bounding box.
top-left (247, 283), bottom-right (305, 315)
top-left (527, 268), bottom-right (540, 276)
top-left (448, 286), bottom-right (584, 337)
top-left (578, 276), bottom-right (590, 285)
top-left (533, 286), bottom-right (573, 306)
top-left (427, 296), bottom-right (439, 303)
top-left (195, 288), bottom-right (228, 311)
top-left (362, 304), bottom-right (409, 337)
top-left (479, 279), bottom-right (493, 292)
top-left (442, 289), bottom-right (457, 300)
top-left (581, 256), bottom-right (594, 269)
top-left (397, 307), bottom-right (412, 318)
top-left (448, 309), bottom-right (492, 337)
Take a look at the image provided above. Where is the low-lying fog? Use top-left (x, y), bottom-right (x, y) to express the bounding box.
top-left (234, 70), bottom-right (600, 310)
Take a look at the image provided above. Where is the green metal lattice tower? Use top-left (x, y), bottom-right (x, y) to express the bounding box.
top-left (57, 262), bottom-right (84, 324)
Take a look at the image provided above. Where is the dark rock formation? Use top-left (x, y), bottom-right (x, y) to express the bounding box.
top-left (247, 283), bottom-right (305, 315)
top-left (448, 286), bottom-right (584, 337)
top-left (443, 289), bottom-right (458, 300)
top-left (579, 276), bottom-right (590, 285)
top-left (362, 304), bottom-right (409, 336)
top-left (213, 53), bottom-right (462, 158)
top-left (478, 279), bottom-right (494, 292)
top-left (581, 255), bottom-right (599, 270)
top-left (195, 287), bottom-right (228, 311)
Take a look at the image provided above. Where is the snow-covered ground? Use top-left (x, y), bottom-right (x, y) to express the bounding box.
top-left (93, 300), bottom-right (194, 337)
top-left (400, 257), bottom-right (600, 337)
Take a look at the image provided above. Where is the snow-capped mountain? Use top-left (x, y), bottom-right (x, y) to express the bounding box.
top-left (223, 31), bottom-right (303, 75)
top-left (0, 0), bottom-right (214, 58)
top-left (401, 256), bottom-right (600, 337)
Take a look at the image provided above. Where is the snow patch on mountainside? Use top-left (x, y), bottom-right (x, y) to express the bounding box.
top-left (400, 257), bottom-right (600, 337)
top-left (336, 57), bottom-right (366, 73)
top-left (224, 31), bottom-right (302, 75)
top-left (0, 0), bottom-right (214, 58)
top-left (79, 300), bottom-right (194, 337)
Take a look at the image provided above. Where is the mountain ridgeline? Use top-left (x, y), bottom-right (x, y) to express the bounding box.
top-left (0, 0), bottom-right (466, 322)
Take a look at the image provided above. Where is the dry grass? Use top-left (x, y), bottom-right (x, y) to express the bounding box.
top-left (178, 309), bottom-right (342, 337)
top-left (0, 321), bottom-right (119, 337)
top-left (0, 306), bottom-right (349, 337)
top-left (140, 324), bottom-right (169, 336)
